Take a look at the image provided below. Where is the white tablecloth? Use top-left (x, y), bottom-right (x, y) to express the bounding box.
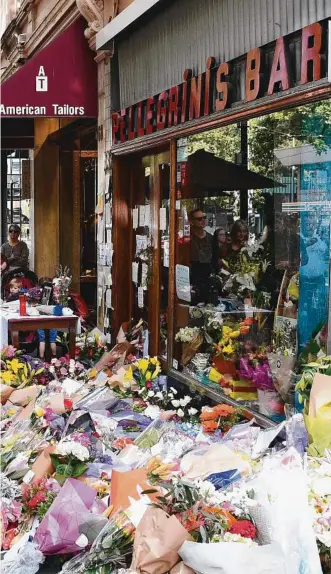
top-left (0, 302), bottom-right (81, 347)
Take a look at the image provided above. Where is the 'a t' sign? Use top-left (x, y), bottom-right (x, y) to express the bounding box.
top-left (36, 66), bottom-right (48, 92)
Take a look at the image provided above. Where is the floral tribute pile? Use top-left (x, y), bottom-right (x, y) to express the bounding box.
top-left (0, 325), bottom-right (330, 574)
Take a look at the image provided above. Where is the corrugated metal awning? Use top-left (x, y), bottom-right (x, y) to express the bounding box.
top-left (96, 0), bottom-right (164, 50)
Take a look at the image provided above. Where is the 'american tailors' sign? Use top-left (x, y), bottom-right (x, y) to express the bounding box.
top-left (112, 21), bottom-right (330, 145)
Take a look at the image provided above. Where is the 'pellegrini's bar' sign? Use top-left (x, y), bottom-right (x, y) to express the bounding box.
top-left (112, 21), bottom-right (330, 144)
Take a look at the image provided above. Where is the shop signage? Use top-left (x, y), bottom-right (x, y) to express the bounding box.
top-left (112, 21), bottom-right (329, 144)
top-left (1, 19), bottom-right (97, 118)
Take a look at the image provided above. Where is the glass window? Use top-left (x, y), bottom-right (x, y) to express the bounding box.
top-left (173, 100), bottom-right (331, 421)
top-left (6, 150), bottom-right (32, 255)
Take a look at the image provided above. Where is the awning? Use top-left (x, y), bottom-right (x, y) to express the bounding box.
top-left (1, 18), bottom-right (97, 118)
top-left (182, 150), bottom-right (281, 198)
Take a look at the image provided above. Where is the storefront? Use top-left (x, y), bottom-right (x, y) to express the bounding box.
top-left (1, 17), bottom-right (98, 303)
top-left (97, 7), bottom-right (331, 427)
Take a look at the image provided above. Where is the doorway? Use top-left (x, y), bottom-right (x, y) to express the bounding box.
top-left (112, 148), bottom-right (170, 357)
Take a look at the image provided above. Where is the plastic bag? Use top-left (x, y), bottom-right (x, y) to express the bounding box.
top-left (2, 541), bottom-right (44, 574)
top-left (179, 540), bottom-right (287, 574)
top-left (247, 449), bottom-right (322, 574)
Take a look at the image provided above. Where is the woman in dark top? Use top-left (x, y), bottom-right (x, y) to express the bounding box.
top-left (227, 219), bottom-right (249, 259)
top-left (212, 228), bottom-right (229, 271)
top-left (1, 224), bottom-right (29, 271)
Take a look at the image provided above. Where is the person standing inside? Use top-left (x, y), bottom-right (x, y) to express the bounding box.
top-left (1, 224), bottom-right (29, 271)
top-left (189, 209), bottom-right (213, 302)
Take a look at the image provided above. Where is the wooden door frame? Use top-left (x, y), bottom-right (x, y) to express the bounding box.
top-left (112, 148), bottom-right (170, 355)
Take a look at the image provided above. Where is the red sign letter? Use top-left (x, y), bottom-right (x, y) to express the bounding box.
top-left (146, 97), bottom-right (155, 135)
top-left (246, 48), bottom-right (262, 102)
top-left (181, 69), bottom-right (191, 123)
top-left (168, 86), bottom-right (179, 127)
top-left (301, 22), bottom-right (323, 84)
top-left (119, 109), bottom-right (126, 143)
top-left (112, 112), bottom-right (120, 144)
top-left (156, 91), bottom-right (168, 130)
top-left (189, 74), bottom-right (203, 120)
top-left (137, 101), bottom-right (145, 138)
top-left (268, 37), bottom-right (290, 94)
top-left (204, 57), bottom-right (215, 116)
top-left (215, 62), bottom-right (230, 111)
top-left (127, 106), bottom-right (135, 140)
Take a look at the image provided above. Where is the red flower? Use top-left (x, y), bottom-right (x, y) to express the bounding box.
top-left (229, 519), bottom-right (257, 539)
top-left (75, 348), bottom-right (80, 356)
top-left (145, 381), bottom-right (153, 389)
top-left (27, 492), bottom-right (46, 509)
top-left (64, 398), bottom-right (73, 411)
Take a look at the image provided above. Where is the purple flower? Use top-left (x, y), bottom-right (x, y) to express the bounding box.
top-left (60, 367), bottom-right (68, 376)
top-left (72, 432), bottom-right (91, 447)
top-left (238, 357), bottom-right (255, 380)
top-left (252, 361), bottom-right (274, 390)
top-left (44, 408), bottom-right (57, 423)
top-left (6, 346), bottom-right (16, 359)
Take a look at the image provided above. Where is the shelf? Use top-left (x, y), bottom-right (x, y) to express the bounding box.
top-left (168, 367), bottom-right (278, 429)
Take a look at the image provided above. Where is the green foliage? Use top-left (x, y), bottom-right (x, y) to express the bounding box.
top-left (186, 101), bottom-right (331, 211)
top-left (295, 356), bottom-right (331, 404)
top-left (36, 491), bottom-right (57, 520)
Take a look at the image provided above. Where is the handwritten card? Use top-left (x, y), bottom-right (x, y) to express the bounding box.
top-left (175, 264), bottom-right (191, 302)
top-left (132, 262), bottom-right (139, 284)
top-left (138, 286), bottom-right (144, 309)
top-left (139, 205), bottom-right (145, 227)
top-left (132, 208), bottom-right (139, 229)
top-left (160, 207), bottom-right (167, 231)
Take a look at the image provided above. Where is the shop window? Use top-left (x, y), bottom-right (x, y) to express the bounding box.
top-left (5, 149), bottom-right (32, 260)
top-left (173, 100), bottom-right (331, 421)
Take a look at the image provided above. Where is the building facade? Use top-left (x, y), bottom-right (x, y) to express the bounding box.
top-left (1, 0), bottom-right (122, 308)
top-left (96, 0), bottom-right (331, 425)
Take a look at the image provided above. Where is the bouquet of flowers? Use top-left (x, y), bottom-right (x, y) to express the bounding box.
top-left (199, 404), bottom-right (241, 434)
top-left (266, 326), bottom-right (296, 401)
top-left (47, 356), bottom-right (86, 381)
top-left (135, 384), bottom-right (201, 423)
top-left (214, 324), bottom-right (241, 360)
top-left (307, 455), bottom-right (331, 572)
top-left (126, 356), bottom-right (161, 389)
top-left (296, 356), bottom-right (331, 405)
top-left (75, 330), bottom-right (108, 364)
top-left (238, 355), bottom-right (274, 392)
top-left (145, 455), bottom-right (177, 485)
top-left (53, 265), bottom-right (72, 307)
top-left (222, 241), bottom-right (269, 302)
top-left (22, 478), bottom-right (59, 520)
top-left (61, 509), bottom-right (135, 573)
top-left (50, 437), bottom-right (90, 484)
top-left (0, 356), bottom-right (44, 388)
top-left (175, 327), bottom-right (204, 367)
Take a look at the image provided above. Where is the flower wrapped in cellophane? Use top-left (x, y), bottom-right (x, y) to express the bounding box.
top-left (60, 509), bottom-right (135, 573)
top-left (128, 357), bottom-right (161, 388)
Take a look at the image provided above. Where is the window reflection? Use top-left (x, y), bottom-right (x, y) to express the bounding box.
top-left (174, 101), bottom-right (331, 422)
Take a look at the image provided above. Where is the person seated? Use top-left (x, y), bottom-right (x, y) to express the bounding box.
top-left (1, 225), bottom-right (29, 272)
top-left (6, 277), bottom-right (26, 302)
